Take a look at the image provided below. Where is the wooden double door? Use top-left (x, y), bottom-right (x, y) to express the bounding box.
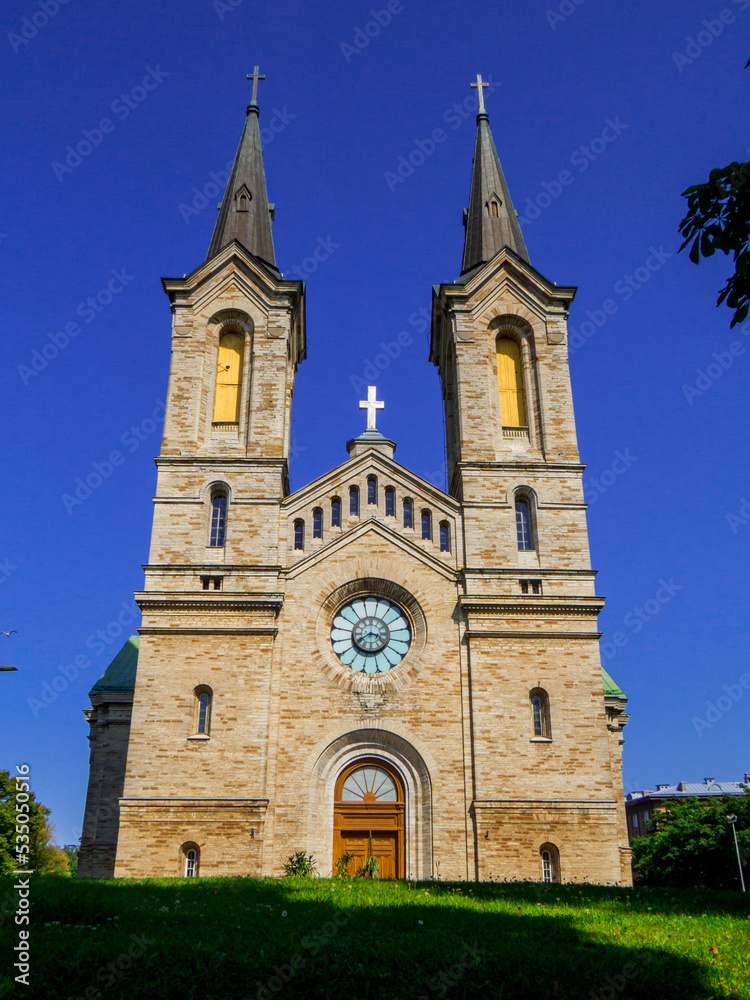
top-left (333, 760), bottom-right (405, 880)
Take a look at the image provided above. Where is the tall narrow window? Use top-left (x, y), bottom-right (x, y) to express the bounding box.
top-left (439, 521), bottom-right (450, 552)
top-left (182, 843), bottom-right (200, 878)
top-left (367, 476), bottom-right (377, 505)
top-left (294, 519), bottom-right (304, 551)
top-left (540, 843), bottom-right (560, 883)
top-left (331, 497), bottom-right (341, 527)
top-left (385, 487), bottom-right (395, 517)
top-left (313, 508), bottom-right (323, 539)
top-left (541, 850), bottom-right (552, 883)
top-left (403, 499), bottom-right (413, 529)
top-left (421, 510), bottom-right (432, 540)
top-left (194, 686), bottom-right (212, 736)
top-left (213, 332), bottom-right (244, 423)
top-left (209, 491), bottom-right (228, 547)
top-left (496, 337), bottom-right (527, 427)
top-left (349, 486), bottom-right (360, 517)
top-left (515, 499), bottom-right (533, 551)
top-left (530, 688), bottom-right (551, 739)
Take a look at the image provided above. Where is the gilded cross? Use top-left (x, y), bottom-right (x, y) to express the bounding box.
top-left (471, 73), bottom-right (489, 113)
top-left (359, 386), bottom-right (384, 432)
top-left (247, 65), bottom-right (266, 104)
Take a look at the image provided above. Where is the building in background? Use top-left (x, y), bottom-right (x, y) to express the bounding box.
top-left (626, 776), bottom-right (749, 841)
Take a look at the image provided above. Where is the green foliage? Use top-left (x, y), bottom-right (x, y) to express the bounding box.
top-left (355, 855), bottom-right (379, 879)
top-left (283, 850), bottom-right (318, 877)
top-left (679, 159), bottom-right (750, 327)
top-left (332, 851), bottom-right (353, 879)
top-left (1, 876), bottom-right (748, 998)
top-left (0, 769), bottom-right (63, 875)
top-left (632, 792), bottom-right (750, 890)
top-left (63, 844), bottom-right (79, 877)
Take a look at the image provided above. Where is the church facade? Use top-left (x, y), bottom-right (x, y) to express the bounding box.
top-left (79, 76), bottom-right (631, 885)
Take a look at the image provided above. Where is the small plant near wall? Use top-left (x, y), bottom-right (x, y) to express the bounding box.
top-left (283, 851), bottom-right (318, 877)
top-left (333, 851), bottom-right (354, 879)
top-left (356, 855), bottom-right (379, 880)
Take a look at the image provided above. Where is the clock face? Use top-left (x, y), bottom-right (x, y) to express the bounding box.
top-left (331, 597), bottom-right (411, 673)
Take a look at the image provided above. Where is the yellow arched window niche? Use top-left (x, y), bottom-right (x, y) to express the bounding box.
top-left (213, 332), bottom-right (244, 423)
top-left (496, 337), bottom-right (527, 427)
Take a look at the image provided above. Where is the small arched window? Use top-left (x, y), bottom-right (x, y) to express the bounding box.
top-left (496, 337), bottom-right (527, 428)
top-left (367, 476), bottom-right (377, 505)
top-left (312, 508), bottom-right (323, 539)
top-left (515, 498), bottom-right (533, 551)
top-left (439, 521), bottom-right (451, 552)
top-left (530, 688), bottom-right (551, 739)
top-left (349, 486), bottom-right (360, 517)
top-left (540, 843), bottom-right (560, 883)
top-left (213, 332), bottom-right (244, 423)
top-left (331, 497), bottom-right (341, 527)
top-left (294, 519), bottom-right (305, 551)
top-left (209, 491), bottom-right (228, 548)
top-left (194, 686), bottom-right (212, 735)
top-left (421, 510), bottom-right (432, 541)
top-left (403, 499), bottom-right (413, 529)
top-left (182, 843), bottom-right (200, 878)
top-left (385, 487), bottom-right (395, 517)
top-left (490, 200), bottom-right (500, 217)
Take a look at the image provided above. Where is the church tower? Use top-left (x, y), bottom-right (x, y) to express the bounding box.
top-left (79, 74), bottom-right (630, 885)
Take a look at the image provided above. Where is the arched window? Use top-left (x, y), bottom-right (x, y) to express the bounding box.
top-left (421, 510), bottom-right (432, 540)
top-left (349, 486), bottom-right (360, 517)
top-left (530, 688), bottom-right (551, 739)
top-left (209, 491), bottom-right (228, 547)
top-left (496, 337), bottom-right (527, 428)
top-left (294, 519), bottom-right (305, 551)
top-left (515, 498), bottom-right (533, 551)
top-left (182, 843), bottom-right (199, 878)
top-left (367, 476), bottom-right (377, 505)
top-left (490, 200), bottom-right (500, 217)
top-left (213, 332), bottom-right (244, 423)
top-left (385, 487), bottom-right (395, 517)
top-left (540, 843), bottom-right (560, 883)
top-left (194, 686), bottom-right (212, 736)
top-left (403, 499), bottom-right (413, 529)
top-left (313, 508), bottom-right (323, 539)
top-left (439, 521), bottom-right (450, 552)
top-left (331, 497), bottom-right (341, 527)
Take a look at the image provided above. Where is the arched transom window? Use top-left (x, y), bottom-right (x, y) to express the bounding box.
top-left (496, 336), bottom-right (527, 428)
top-left (341, 765), bottom-right (398, 802)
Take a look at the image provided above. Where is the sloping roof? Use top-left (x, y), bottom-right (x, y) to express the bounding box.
top-left (460, 111), bottom-right (529, 277)
top-left (206, 102), bottom-right (276, 269)
top-left (90, 636), bottom-right (139, 695)
top-left (626, 781), bottom-right (747, 803)
top-left (602, 666), bottom-right (627, 700)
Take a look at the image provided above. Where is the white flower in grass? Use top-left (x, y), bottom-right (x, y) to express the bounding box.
top-left (281, 911), bottom-right (287, 918)
top-left (418, 920), bottom-right (423, 926)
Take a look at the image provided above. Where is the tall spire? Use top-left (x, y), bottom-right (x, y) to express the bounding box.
top-left (206, 67), bottom-right (276, 268)
top-left (461, 74), bottom-right (529, 276)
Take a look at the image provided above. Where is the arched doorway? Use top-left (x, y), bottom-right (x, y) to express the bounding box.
top-left (333, 759), bottom-right (405, 879)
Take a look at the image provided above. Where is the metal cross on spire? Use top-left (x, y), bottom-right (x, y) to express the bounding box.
top-left (247, 65), bottom-right (266, 104)
top-left (359, 386), bottom-right (384, 432)
top-left (471, 73), bottom-right (489, 113)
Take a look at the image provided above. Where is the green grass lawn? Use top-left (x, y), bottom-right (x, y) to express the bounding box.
top-left (2, 876), bottom-right (748, 999)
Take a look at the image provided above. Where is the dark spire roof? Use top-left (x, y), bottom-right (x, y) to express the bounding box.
top-left (206, 101), bottom-right (276, 268)
top-left (461, 109), bottom-right (529, 276)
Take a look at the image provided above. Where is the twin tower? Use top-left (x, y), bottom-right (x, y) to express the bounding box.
top-left (79, 74), bottom-right (631, 885)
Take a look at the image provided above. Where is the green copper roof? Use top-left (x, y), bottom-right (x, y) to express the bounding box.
top-left (602, 666), bottom-right (627, 700)
top-left (90, 636), bottom-right (139, 695)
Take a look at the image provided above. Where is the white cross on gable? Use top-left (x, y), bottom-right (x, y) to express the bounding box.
top-left (359, 386), bottom-right (384, 431)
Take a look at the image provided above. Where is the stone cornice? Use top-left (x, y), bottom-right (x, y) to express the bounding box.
top-left (458, 595), bottom-right (605, 616)
top-left (134, 592), bottom-right (284, 614)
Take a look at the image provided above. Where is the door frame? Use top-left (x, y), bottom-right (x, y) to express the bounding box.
top-left (333, 758), bottom-right (405, 879)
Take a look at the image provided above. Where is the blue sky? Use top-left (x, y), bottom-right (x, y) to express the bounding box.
top-left (2, 0), bottom-right (749, 846)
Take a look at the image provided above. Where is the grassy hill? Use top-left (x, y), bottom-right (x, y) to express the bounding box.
top-left (2, 876), bottom-right (748, 998)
